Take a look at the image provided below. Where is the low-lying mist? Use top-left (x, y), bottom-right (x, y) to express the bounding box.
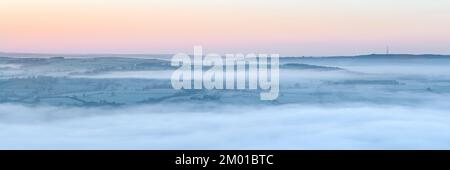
top-left (1, 103), bottom-right (450, 149)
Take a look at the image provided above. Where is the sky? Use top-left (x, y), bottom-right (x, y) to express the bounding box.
top-left (1, 0), bottom-right (450, 56)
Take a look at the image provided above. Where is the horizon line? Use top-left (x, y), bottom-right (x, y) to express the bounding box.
top-left (1, 51), bottom-right (450, 58)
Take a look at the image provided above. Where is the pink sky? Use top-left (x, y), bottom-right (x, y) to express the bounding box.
top-left (1, 0), bottom-right (450, 56)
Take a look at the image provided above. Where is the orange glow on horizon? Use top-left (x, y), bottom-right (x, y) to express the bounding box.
top-left (1, 0), bottom-right (450, 55)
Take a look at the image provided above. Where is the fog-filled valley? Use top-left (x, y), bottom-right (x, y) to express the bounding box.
top-left (1, 54), bottom-right (450, 149)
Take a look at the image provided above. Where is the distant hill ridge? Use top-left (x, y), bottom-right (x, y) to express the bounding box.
top-left (286, 54), bottom-right (450, 59)
top-left (1, 52), bottom-right (450, 59)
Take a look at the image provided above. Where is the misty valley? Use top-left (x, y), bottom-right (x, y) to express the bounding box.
top-left (1, 53), bottom-right (450, 149)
